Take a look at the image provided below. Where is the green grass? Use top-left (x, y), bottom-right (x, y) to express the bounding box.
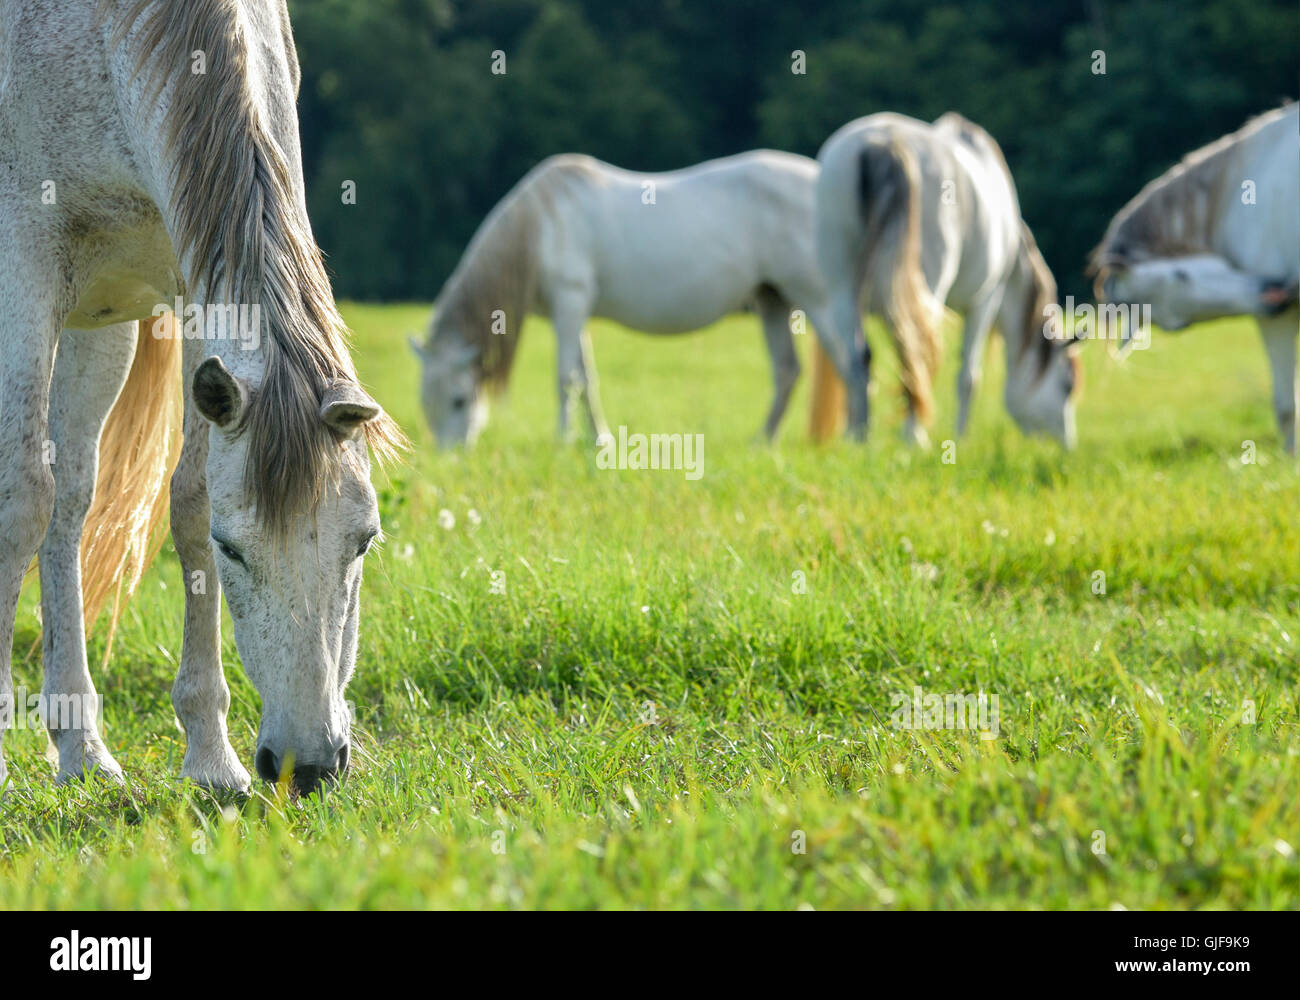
top-left (1, 304), bottom-right (1296, 909)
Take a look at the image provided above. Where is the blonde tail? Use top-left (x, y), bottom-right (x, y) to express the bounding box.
top-left (81, 313), bottom-right (183, 656)
top-left (860, 138), bottom-right (942, 423)
top-left (808, 340), bottom-right (846, 443)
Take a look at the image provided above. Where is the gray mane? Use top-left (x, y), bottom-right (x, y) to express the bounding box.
top-left (1091, 103), bottom-right (1296, 276)
top-left (430, 155), bottom-right (599, 389)
top-left (101, 0), bottom-right (402, 538)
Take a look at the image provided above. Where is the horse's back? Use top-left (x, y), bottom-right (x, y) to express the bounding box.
top-left (541, 151), bottom-right (818, 330)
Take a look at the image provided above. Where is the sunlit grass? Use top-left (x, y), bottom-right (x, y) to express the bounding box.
top-left (1, 305), bottom-right (1296, 909)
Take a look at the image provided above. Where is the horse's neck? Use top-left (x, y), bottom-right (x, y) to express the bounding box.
top-left (106, 2), bottom-right (313, 392)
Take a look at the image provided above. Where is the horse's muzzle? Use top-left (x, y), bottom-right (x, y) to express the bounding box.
top-left (255, 743), bottom-right (350, 796)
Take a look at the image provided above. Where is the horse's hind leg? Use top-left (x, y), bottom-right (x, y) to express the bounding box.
top-left (39, 325), bottom-right (138, 783)
top-left (1259, 313), bottom-right (1298, 455)
top-left (578, 328), bottom-right (612, 446)
top-left (0, 246), bottom-right (60, 792)
top-left (756, 287), bottom-right (801, 440)
top-left (825, 286), bottom-right (871, 439)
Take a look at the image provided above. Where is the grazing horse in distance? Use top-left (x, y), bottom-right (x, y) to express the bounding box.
top-left (0, 0), bottom-right (402, 797)
top-left (1091, 103), bottom-right (1299, 453)
top-left (808, 112), bottom-right (1080, 448)
top-left (410, 151), bottom-right (839, 447)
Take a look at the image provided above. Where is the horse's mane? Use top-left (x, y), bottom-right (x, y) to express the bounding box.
top-left (429, 155), bottom-right (597, 389)
top-left (101, 0), bottom-right (402, 539)
top-left (1090, 103), bottom-right (1297, 275)
top-left (1015, 222), bottom-right (1064, 379)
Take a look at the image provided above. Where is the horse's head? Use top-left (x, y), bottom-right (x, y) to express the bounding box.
top-left (1097, 251), bottom-right (1293, 333)
top-left (1005, 336), bottom-right (1080, 450)
top-left (1003, 232), bottom-right (1080, 449)
top-left (193, 357), bottom-right (385, 796)
top-left (410, 334), bottom-right (488, 448)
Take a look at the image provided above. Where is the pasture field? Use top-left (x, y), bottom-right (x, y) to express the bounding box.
top-left (0, 304), bottom-right (1296, 909)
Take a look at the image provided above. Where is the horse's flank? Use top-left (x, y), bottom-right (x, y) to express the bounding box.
top-left (99, 0), bottom-right (402, 539)
top-left (937, 113), bottom-right (1060, 381)
top-left (426, 157), bottom-right (595, 389)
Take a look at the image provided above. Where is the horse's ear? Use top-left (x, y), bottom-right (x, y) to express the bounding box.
top-left (407, 334), bottom-right (426, 359)
top-left (193, 356), bottom-right (249, 428)
top-left (320, 383), bottom-right (381, 440)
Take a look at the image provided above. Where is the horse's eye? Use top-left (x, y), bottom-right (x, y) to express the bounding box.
top-left (451, 396), bottom-right (467, 411)
top-left (357, 531), bottom-right (378, 559)
top-left (214, 538), bottom-right (245, 566)
top-left (1174, 268), bottom-right (1189, 282)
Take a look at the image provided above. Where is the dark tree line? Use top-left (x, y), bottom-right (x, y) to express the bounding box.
top-left (289, 0), bottom-right (1298, 301)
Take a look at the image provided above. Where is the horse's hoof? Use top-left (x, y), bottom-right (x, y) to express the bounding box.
top-left (56, 755), bottom-right (126, 786)
top-left (181, 747), bottom-right (252, 793)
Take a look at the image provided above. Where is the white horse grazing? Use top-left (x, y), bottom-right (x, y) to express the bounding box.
top-left (410, 151), bottom-right (839, 446)
top-left (0, 0), bottom-right (401, 796)
top-left (807, 112), bottom-right (1080, 448)
top-left (1091, 103), bottom-right (1299, 453)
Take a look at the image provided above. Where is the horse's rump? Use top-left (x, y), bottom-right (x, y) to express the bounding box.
top-left (809, 123), bottom-right (944, 442)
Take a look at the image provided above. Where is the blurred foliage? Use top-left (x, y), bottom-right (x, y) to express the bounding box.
top-left (289, 0), bottom-right (1298, 301)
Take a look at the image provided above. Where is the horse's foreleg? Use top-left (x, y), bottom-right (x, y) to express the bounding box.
top-left (0, 251), bottom-right (59, 792)
top-left (1259, 314), bottom-right (1298, 455)
top-left (38, 326), bottom-right (138, 783)
top-left (552, 295), bottom-right (597, 444)
top-left (758, 292), bottom-right (801, 440)
top-left (955, 291), bottom-right (1002, 438)
top-left (171, 345), bottom-right (250, 791)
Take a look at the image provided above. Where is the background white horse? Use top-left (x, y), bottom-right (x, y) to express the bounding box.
top-left (1091, 103), bottom-right (1299, 453)
top-left (807, 112), bottom-right (1080, 448)
top-left (410, 151), bottom-right (838, 446)
top-left (0, 0), bottom-right (401, 796)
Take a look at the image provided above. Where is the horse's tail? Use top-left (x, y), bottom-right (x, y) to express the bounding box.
top-left (81, 314), bottom-right (183, 654)
top-left (856, 136), bottom-right (942, 423)
top-left (808, 340), bottom-right (846, 443)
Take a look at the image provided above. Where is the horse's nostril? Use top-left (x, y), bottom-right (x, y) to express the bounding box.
top-left (291, 762), bottom-right (339, 797)
top-left (255, 746), bottom-right (281, 784)
top-left (257, 746), bottom-right (346, 795)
